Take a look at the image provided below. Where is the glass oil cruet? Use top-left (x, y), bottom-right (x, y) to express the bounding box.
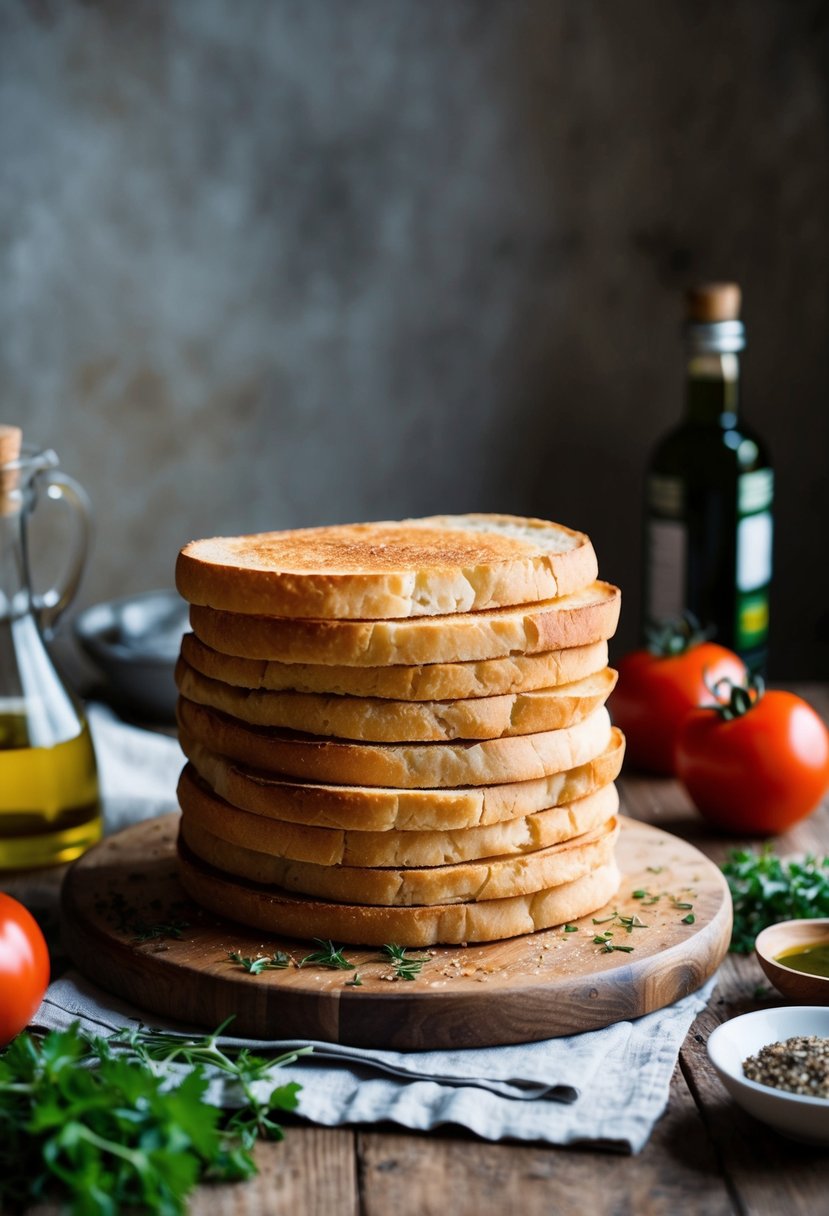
top-left (0, 424), bottom-right (101, 868)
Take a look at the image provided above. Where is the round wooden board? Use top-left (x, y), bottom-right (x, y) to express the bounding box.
top-left (61, 813), bottom-right (731, 1050)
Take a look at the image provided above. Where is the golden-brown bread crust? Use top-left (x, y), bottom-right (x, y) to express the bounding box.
top-left (176, 698), bottom-right (614, 788)
top-left (174, 656), bottom-right (618, 742)
top-left (179, 633), bottom-right (610, 701)
top-left (176, 514), bottom-right (598, 620)
top-left (177, 764), bottom-right (620, 867)
top-left (176, 835), bottom-right (621, 945)
top-left (180, 814), bottom-right (619, 905)
top-left (188, 581), bottom-right (621, 666)
top-left (180, 728), bottom-right (626, 831)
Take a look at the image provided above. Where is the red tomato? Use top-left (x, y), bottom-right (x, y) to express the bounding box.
top-left (611, 642), bottom-right (746, 775)
top-left (0, 893), bottom-right (50, 1046)
top-left (676, 689), bottom-right (829, 835)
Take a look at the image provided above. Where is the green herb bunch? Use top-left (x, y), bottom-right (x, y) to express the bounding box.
top-left (722, 847), bottom-right (829, 953)
top-left (0, 1019), bottom-right (309, 1215)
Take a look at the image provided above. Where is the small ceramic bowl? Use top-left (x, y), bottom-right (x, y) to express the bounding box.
top-left (74, 589), bottom-right (189, 722)
top-left (755, 919), bottom-right (829, 1004)
top-left (707, 1006), bottom-right (829, 1144)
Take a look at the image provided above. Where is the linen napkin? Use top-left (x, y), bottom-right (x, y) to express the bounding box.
top-left (42, 703), bottom-right (716, 1152)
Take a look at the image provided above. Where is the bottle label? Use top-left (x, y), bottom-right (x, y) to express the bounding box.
top-left (644, 468), bottom-right (772, 656)
top-left (736, 511), bottom-right (773, 591)
top-left (735, 469), bottom-right (773, 651)
top-left (647, 474), bottom-right (684, 518)
top-left (738, 468), bottom-right (773, 514)
top-left (645, 518), bottom-right (687, 622)
top-left (736, 592), bottom-right (769, 648)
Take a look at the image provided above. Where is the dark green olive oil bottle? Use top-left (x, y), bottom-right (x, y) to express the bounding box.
top-left (642, 283), bottom-right (773, 674)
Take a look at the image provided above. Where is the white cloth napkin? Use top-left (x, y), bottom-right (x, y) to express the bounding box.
top-left (53, 703), bottom-right (716, 1152)
top-left (87, 703), bottom-right (183, 827)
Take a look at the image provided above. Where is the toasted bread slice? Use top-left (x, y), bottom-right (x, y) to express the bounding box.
top-left (190, 580), bottom-right (620, 667)
top-left (175, 656), bottom-right (617, 743)
top-left (177, 765), bottom-right (619, 868)
top-left (180, 813), bottom-right (619, 906)
top-left (180, 728), bottom-right (626, 831)
top-left (179, 633), bottom-right (609, 701)
top-left (176, 514), bottom-right (598, 620)
top-left (176, 698), bottom-right (613, 788)
top-left (178, 835), bottom-right (621, 946)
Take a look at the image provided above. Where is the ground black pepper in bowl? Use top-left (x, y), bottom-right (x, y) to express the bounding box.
top-left (742, 1035), bottom-right (829, 1098)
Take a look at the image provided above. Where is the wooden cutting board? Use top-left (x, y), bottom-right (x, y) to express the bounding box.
top-left (61, 813), bottom-right (731, 1049)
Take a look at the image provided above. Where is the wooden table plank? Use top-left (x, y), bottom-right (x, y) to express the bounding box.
top-left (16, 1129), bottom-right (360, 1216)
top-left (188, 1130), bottom-right (359, 1216)
top-left (357, 1064), bottom-right (734, 1216)
top-left (681, 960), bottom-right (828, 1216)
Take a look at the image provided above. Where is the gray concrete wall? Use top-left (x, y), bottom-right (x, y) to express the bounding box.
top-left (2, 0), bottom-right (828, 675)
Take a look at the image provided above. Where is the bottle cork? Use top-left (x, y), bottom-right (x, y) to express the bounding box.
top-left (685, 282), bottom-right (742, 324)
top-left (0, 424), bottom-right (23, 514)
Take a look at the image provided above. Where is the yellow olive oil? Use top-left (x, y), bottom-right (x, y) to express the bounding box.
top-left (0, 713), bottom-right (102, 868)
top-left (776, 943), bottom-right (829, 980)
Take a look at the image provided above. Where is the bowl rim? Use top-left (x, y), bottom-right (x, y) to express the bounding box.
top-left (707, 1007), bottom-right (829, 1109)
top-left (755, 919), bottom-right (829, 983)
top-left (73, 590), bottom-right (188, 665)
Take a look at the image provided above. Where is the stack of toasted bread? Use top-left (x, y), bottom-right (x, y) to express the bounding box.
top-left (173, 514), bottom-right (624, 947)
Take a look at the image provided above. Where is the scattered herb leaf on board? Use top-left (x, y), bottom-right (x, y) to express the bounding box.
top-left (722, 847), bottom-right (829, 953)
top-left (298, 940), bottom-right (355, 970)
top-left (131, 919), bottom-right (189, 943)
top-left (0, 1020), bottom-right (309, 1215)
top-left (381, 943), bottom-right (429, 981)
top-left (228, 950), bottom-right (292, 974)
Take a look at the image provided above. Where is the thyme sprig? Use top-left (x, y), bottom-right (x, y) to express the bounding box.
top-left (381, 943), bottom-right (429, 981)
top-left (298, 940), bottom-right (355, 970)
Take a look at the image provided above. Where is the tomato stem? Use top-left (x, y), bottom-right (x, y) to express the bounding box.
top-left (703, 672), bottom-right (765, 720)
top-left (645, 611), bottom-right (715, 657)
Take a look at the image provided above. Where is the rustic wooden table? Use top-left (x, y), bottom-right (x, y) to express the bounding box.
top-left (7, 686), bottom-right (829, 1216)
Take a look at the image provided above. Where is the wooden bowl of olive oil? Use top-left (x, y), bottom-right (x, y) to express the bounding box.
top-left (755, 920), bottom-right (829, 1005)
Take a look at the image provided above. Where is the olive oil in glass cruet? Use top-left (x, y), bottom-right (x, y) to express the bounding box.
top-left (0, 425), bottom-right (101, 868)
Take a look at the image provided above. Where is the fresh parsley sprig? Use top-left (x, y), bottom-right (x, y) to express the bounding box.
top-left (722, 847), bottom-right (829, 953)
top-left (0, 1020), bottom-right (309, 1215)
